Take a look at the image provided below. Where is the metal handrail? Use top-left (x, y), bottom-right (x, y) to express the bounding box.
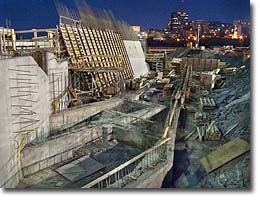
top-left (82, 137), bottom-right (170, 188)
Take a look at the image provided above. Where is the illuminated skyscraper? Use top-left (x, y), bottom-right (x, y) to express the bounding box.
top-left (168, 11), bottom-right (189, 37)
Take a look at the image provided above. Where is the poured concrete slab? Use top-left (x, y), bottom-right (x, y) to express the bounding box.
top-left (55, 156), bottom-right (104, 182)
top-left (200, 138), bottom-right (250, 173)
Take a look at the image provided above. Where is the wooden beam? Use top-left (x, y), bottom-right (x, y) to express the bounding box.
top-left (184, 130), bottom-right (196, 141)
top-left (15, 28), bottom-right (57, 34)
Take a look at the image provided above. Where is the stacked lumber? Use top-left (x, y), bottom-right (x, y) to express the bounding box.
top-left (185, 121), bottom-right (222, 142)
top-left (197, 121), bottom-right (222, 141)
top-left (200, 97), bottom-right (216, 110)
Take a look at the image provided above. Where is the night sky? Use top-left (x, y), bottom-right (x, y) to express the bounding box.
top-left (0, 0), bottom-right (250, 30)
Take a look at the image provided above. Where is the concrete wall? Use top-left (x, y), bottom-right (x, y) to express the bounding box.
top-left (7, 56), bottom-right (51, 143)
top-left (49, 98), bottom-right (124, 131)
top-left (0, 53), bottom-right (68, 188)
top-left (181, 57), bottom-right (221, 71)
top-left (126, 130), bottom-right (176, 189)
top-left (111, 102), bottom-right (166, 149)
top-left (123, 40), bottom-right (149, 78)
top-left (21, 126), bottom-right (103, 177)
top-left (98, 101), bottom-right (166, 128)
top-left (47, 52), bottom-right (69, 112)
top-left (114, 126), bottom-right (158, 150)
top-left (0, 57), bottom-right (23, 188)
top-left (126, 162), bottom-right (172, 188)
top-left (0, 56), bottom-right (51, 187)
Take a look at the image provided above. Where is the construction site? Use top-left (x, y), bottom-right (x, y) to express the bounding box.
top-left (0, 1), bottom-right (250, 189)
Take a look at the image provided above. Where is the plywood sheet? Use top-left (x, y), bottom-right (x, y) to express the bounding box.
top-left (200, 138), bottom-right (250, 173)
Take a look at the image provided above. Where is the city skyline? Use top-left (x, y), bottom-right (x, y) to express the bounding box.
top-left (0, 0), bottom-right (250, 30)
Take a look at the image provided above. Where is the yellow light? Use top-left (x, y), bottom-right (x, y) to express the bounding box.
top-left (177, 38), bottom-right (180, 42)
top-left (194, 37), bottom-right (197, 41)
top-left (239, 36), bottom-right (243, 40)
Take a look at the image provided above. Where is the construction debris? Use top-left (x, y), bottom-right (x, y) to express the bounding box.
top-left (184, 130), bottom-right (196, 141)
top-left (164, 49), bottom-right (250, 189)
top-left (194, 111), bottom-right (208, 123)
top-left (199, 72), bottom-right (217, 89)
top-left (223, 124), bottom-right (239, 138)
top-left (195, 122), bottom-right (221, 142)
top-left (200, 97), bottom-right (216, 110)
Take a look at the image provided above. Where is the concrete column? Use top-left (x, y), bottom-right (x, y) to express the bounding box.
top-left (102, 124), bottom-right (114, 141)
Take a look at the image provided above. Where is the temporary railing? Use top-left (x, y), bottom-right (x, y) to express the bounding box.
top-left (82, 66), bottom-right (193, 189)
top-left (82, 137), bottom-right (170, 189)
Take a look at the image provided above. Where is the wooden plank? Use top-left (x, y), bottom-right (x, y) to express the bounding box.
top-left (197, 127), bottom-right (202, 141)
top-left (162, 126), bottom-right (169, 139)
top-left (200, 138), bottom-right (250, 173)
top-left (184, 130), bottom-right (196, 141)
top-left (224, 123), bottom-right (239, 137)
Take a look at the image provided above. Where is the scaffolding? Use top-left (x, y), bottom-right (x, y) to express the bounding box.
top-left (0, 27), bottom-right (16, 58)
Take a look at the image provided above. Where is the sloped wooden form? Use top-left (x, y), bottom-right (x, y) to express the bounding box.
top-left (59, 22), bottom-right (134, 97)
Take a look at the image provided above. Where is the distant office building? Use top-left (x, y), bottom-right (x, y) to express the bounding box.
top-left (167, 20), bottom-right (172, 30)
top-left (191, 20), bottom-right (210, 36)
top-left (171, 11), bottom-right (189, 26)
top-left (234, 20), bottom-right (251, 36)
top-left (168, 11), bottom-right (189, 36)
top-left (208, 21), bottom-right (233, 38)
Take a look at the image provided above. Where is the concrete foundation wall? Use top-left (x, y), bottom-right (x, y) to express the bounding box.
top-left (126, 130), bottom-right (176, 189)
top-left (126, 162), bottom-right (172, 188)
top-left (0, 58), bottom-right (22, 188)
top-left (123, 40), bottom-right (149, 78)
top-left (6, 56), bottom-right (52, 143)
top-left (182, 57), bottom-right (221, 71)
top-left (102, 102), bottom-right (166, 127)
top-left (114, 127), bottom-right (157, 150)
top-left (112, 102), bottom-right (166, 149)
top-left (49, 98), bottom-right (124, 131)
top-left (21, 126), bottom-right (103, 177)
top-left (0, 53), bottom-right (68, 187)
top-left (0, 56), bottom-right (52, 187)
top-left (47, 52), bottom-right (69, 112)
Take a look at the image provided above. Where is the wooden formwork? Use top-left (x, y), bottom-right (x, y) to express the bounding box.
top-left (59, 22), bottom-right (134, 96)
